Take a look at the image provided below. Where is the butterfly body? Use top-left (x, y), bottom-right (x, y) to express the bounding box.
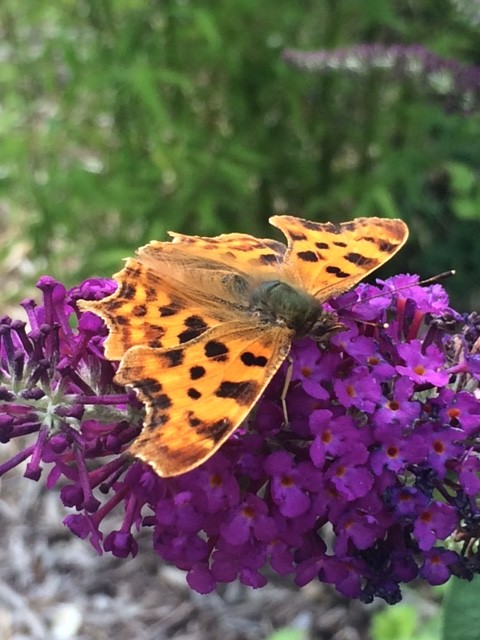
top-left (249, 280), bottom-right (324, 336)
top-left (80, 215), bottom-right (408, 477)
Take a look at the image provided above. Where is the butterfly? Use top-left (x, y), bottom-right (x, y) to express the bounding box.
top-left (79, 216), bottom-right (408, 477)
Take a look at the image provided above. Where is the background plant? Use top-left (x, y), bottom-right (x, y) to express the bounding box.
top-left (1, 0), bottom-right (479, 310)
top-left (1, 4), bottom-right (480, 635)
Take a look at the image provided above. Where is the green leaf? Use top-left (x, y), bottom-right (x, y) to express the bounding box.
top-left (371, 604), bottom-right (417, 640)
top-left (446, 162), bottom-right (477, 194)
top-left (442, 576), bottom-right (480, 640)
top-left (265, 629), bottom-right (306, 640)
top-left (453, 198), bottom-right (480, 220)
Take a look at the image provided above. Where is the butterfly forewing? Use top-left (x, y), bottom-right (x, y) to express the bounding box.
top-left (270, 216), bottom-right (409, 300)
top-left (168, 230), bottom-right (286, 278)
top-left (79, 240), bottom-right (270, 360)
top-left (79, 258), bottom-right (233, 360)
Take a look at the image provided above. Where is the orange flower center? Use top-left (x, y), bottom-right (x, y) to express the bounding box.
top-left (209, 473), bottom-right (223, 488)
top-left (322, 430), bottom-right (333, 444)
top-left (281, 475), bottom-right (294, 487)
top-left (448, 408), bottom-right (461, 420)
top-left (433, 440), bottom-right (445, 454)
top-left (242, 506), bottom-right (255, 519)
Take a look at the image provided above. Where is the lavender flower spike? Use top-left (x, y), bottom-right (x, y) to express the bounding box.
top-left (283, 44), bottom-right (480, 112)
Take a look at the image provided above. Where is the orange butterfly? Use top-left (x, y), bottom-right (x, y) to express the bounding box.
top-left (79, 216), bottom-right (408, 477)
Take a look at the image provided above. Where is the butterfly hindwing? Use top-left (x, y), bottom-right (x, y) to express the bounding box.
top-left (117, 322), bottom-right (292, 476)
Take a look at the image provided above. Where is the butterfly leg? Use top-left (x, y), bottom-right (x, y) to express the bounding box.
top-left (280, 354), bottom-right (293, 426)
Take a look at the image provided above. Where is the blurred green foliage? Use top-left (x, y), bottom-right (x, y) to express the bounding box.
top-left (1, 0), bottom-right (479, 308)
top-left (442, 575), bottom-right (480, 640)
top-left (372, 601), bottom-right (441, 640)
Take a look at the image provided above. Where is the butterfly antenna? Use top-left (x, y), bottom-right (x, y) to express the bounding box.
top-left (333, 269), bottom-right (456, 310)
top-left (411, 270), bottom-right (456, 287)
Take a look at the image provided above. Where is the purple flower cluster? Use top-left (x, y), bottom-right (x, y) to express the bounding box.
top-left (1, 274), bottom-right (480, 603)
top-left (0, 277), bottom-right (138, 509)
top-left (283, 44), bottom-right (480, 113)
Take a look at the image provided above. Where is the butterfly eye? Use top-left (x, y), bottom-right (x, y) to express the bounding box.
top-left (310, 314), bottom-right (345, 343)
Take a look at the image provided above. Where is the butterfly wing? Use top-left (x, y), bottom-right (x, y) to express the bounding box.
top-left (167, 229), bottom-right (285, 278)
top-left (79, 244), bottom-right (259, 360)
top-left (270, 215), bottom-right (409, 300)
top-left (80, 216), bottom-right (409, 477)
top-left (118, 322), bottom-right (292, 476)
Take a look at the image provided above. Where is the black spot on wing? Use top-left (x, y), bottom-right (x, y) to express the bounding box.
top-left (315, 242), bottom-right (329, 250)
top-left (185, 412), bottom-right (233, 444)
top-left (105, 300), bottom-right (124, 311)
top-left (259, 253), bottom-right (279, 265)
top-left (197, 418), bottom-right (234, 443)
top-left (333, 241), bottom-right (348, 248)
top-left (160, 348), bottom-right (184, 367)
top-left (136, 377), bottom-right (162, 394)
top-left (205, 340), bottom-right (229, 361)
top-left (178, 314), bottom-right (209, 343)
top-left (297, 250), bottom-right (319, 263)
top-left (185, 315), bottom-right (209, 330)
top-left (289, 231), bottom-right (308, 241)
top-left (215, 380), bottom-right (259, 405)
top-left (325, 266), bottom-right (350, 279)
top-left (159, 302), bottom-right (183, 317)
top-left (187, 387), bottom-right (202, 400)
top-left (187, 411), bottom-right (202, 427)
top-left (344, 252), bottom-right (378, 268)
top-left (150, 393), bottom-right (173, 410)
top-left (190, 365), bottom-right (206, 380)
top-left (241, 351), bottom-right (268, 367)
top-left (301, 220), bottom-right (340, 234)
top-left (145, 286), bottom-right (158, 302)
top-left (119, 282), bottom-right (136, 300)
top-left (132, 304), bottom-right (147, 317)
top-left (124, 265), bottom-right (142, 278)
top-left (378, 240), bottom-right (397, 253)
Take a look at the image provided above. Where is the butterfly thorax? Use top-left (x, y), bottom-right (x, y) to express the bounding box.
top-left (249, 280), bottom-right (342, 340)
